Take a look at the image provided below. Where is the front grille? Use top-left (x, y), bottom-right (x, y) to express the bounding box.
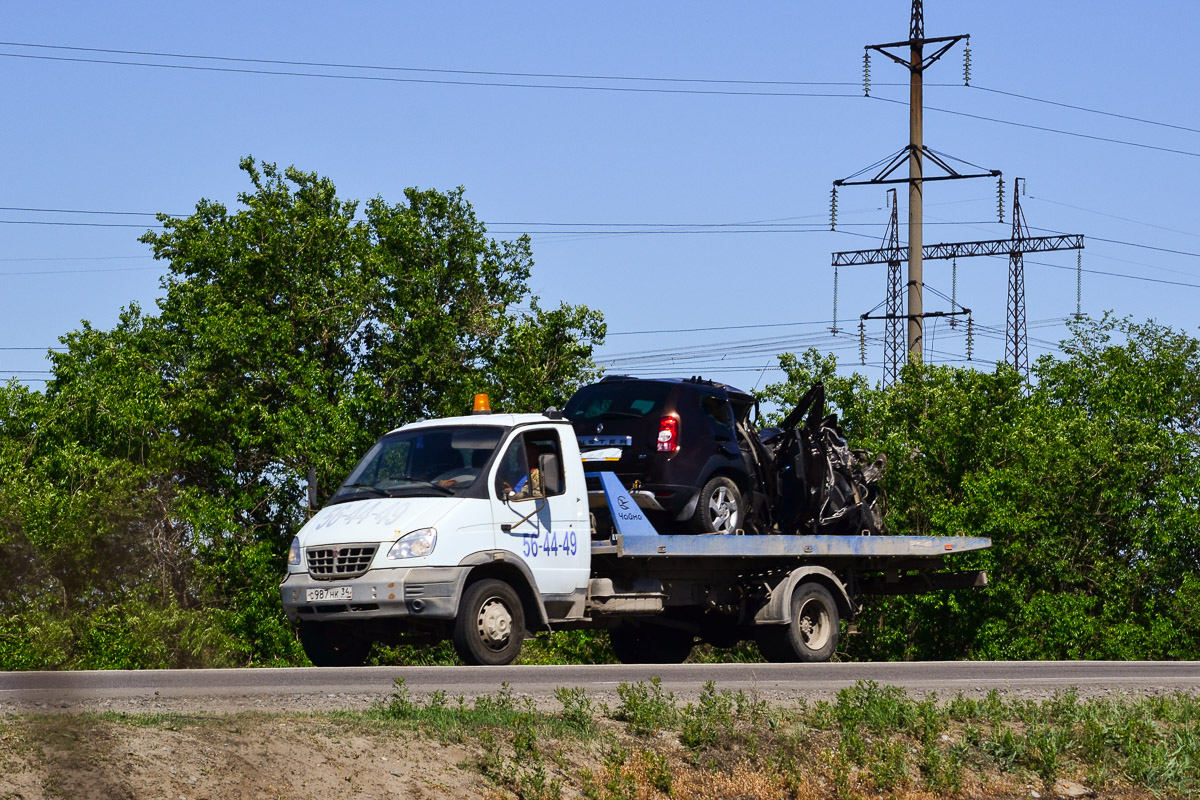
top-left (306, 544), bottom-right (378, 580)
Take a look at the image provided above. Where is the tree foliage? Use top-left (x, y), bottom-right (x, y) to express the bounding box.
top-left (3, 158), bottom-right (1197, 667)
top-left (0, 158), bottom-right (604, 668)
top-left (759, 314), bottom-right (1200, 660)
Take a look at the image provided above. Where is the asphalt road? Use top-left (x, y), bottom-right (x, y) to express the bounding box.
top-left (3, 661), bottom-right (1198, 715)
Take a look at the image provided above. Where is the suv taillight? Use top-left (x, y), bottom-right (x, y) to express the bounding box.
top-left (657, 415), bottom-right (679, 453)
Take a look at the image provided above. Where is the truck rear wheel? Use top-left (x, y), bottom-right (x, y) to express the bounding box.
top-left (453, 578), bottom-right (526, 666)
top-left (298, 622), bottom-right (372, 667)
top-left (609, 623), bottom-right (694, 664)
top-left (756, 582), bottom-right (839, 663)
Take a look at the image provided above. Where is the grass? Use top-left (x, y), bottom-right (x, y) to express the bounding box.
top-left (362, 677), bottom-right (1200, 799)
top-left (6, 680), bottom-right (1197, 799)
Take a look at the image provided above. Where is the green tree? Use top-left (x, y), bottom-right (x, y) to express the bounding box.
top-left (759, 314), bottom-right (1200, 661)
top-left (0, 158), bottom-right (604, 668)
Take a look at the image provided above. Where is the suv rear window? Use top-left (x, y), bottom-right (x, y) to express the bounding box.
top-left (563, 381), bottom-right (672, 421)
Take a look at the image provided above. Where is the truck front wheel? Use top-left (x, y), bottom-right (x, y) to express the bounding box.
top-left (756, 582), bottom-right (839, 663)
top-left (298, 622), bottom-right (371, 667)
top-left (453, 578), bottom-right (526, 666)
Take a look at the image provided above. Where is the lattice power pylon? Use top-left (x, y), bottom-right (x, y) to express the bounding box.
top-left (882, 191), bottom-right (904, 385)
top-left (1006, 178), bottom-right (1031, 376)
top-left (834, 177), bottom-right (1083, 379)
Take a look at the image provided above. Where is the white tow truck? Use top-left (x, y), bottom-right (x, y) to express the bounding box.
top-left (280, 399), bottom-right (990, 666)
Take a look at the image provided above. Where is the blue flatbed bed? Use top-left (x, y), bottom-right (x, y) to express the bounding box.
top-left (589, 470), bottom-right (991, 560)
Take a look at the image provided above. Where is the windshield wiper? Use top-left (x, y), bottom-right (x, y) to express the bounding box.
top-left (393, 477), bottom-right (454, 495)
top-left (340, 483), bottom-right (390, 498)
top-left (596, 411), bottom-right (643, 419)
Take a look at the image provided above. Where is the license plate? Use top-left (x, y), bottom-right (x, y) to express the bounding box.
top-left (581, 447), bottom-right (623, 462)
top-left (306, 586), bottom-right (353, 602)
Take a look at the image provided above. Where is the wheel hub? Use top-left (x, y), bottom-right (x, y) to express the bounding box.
top-left (797, 598), bottom-right (831, 649)
top-left (709, 488), bottom-right (738, 532)
top-left (477, 597), bottom-right (512, 647)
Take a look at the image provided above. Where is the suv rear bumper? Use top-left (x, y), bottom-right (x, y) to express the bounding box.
top-left (587, 483), bottom-right (698, 515)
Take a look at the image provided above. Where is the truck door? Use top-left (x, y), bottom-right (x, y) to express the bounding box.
top-left (493, 428), bottom-right (589, 600)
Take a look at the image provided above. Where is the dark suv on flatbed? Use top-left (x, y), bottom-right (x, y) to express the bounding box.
top-left (563, 376), bottom-right (760, 534)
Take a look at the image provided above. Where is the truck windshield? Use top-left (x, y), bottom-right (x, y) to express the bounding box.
top-left (328, 425), bottom-right (506, 504)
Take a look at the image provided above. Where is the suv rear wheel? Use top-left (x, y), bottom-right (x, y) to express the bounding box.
top-left (690, 476), bottom-right (742, 534)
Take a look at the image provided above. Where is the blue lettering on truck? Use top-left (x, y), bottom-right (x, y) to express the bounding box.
top-left (520, 530), bottom-right (579, 558)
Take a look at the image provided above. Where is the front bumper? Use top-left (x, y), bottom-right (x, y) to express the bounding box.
top-left (280, 566), bottom-right (468, 622)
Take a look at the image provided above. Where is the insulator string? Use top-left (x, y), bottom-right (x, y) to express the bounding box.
top-left (832, 264), bottom-right (840, 334)
top-left (950, 257), bottom-right (959, 328)
top-left (1076, 250), bottom-right (1083, 318)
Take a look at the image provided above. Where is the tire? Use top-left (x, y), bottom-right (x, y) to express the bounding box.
top-left (690, 476), bottom-right (742, 534)
top-left (754, 582), bottom-right (840, 663)
top-left (298, 623), bottom-right (371, 667)
top-left (609, 623), bottom-right (694, 664)
top-left (453, 579), bottom-right (526, 666)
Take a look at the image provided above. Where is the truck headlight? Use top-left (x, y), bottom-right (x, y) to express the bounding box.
top-left (287, 536), bottom-right (302, 566)
top-left (387, 528), bottom-right (437, 559)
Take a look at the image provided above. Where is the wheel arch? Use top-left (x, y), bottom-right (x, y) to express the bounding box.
top-left (706, 465), bottom-right (753, 495)
top-left (457, 552), bottom-right (549, 633)
top-left (754, 566), bottom-right (856, 626)
top-left (676, 465), bottom-right (753, 522)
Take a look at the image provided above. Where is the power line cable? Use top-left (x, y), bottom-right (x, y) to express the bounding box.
top-left (1024, 258), bottom-right (1200, 290)
top-left (1027, 196), bottom-right (1200, 240)
top-left (0, 255), bottom-right (152, 262)
top-left (870, 95), bottom-right (1200, 159)
top-left (0, 40), bottom-right (902, 88)
top-left (0, 219), bottom-right (162, 229)
top-left (969, 84), bottom-right (1200, 136)
top-left (0, 50), bottom-right (863, 98)
top-left (609, 319), bottom-right (837, 337)
top-left (0, 206), bottom-right (168, 217)
top-left (9, 41), bottom-right (1197, 151)
top-left (0, 266), bottom-right (161, 276)
top-left (57, 40), bottom-right (1192, 130)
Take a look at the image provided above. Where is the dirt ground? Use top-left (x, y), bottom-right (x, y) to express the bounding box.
top-left (0, 709), bottom-right (1153, 800)
top-left (0, 713), bottom-right (484, 800)
top-left (1, 688), bottom-right (1181, 800)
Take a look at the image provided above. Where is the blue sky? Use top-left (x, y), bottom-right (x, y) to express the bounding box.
top-left (3, 1), bottom-right (1198, 396)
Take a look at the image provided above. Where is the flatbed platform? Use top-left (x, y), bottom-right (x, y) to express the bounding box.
top-left (589, 470), bottom-right (991, 560)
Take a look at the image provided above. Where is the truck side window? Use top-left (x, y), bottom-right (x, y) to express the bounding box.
top-left (494, 431), bottom-right (566, 499)
top-left (524, 432), bottom-right (565, 497)
top-left (495, 438), bottom-right (531, 498)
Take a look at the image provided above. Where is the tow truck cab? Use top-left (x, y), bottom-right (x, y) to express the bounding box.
top-left (280, 412), bottom-right (591, 665)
